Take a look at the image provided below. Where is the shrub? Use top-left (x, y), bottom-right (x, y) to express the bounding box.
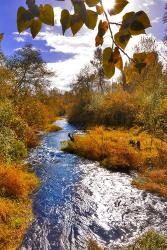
top-left (0, 100), bottom-right (14, 128)
top-left (0, 165), bottom-right (39, 199)
top-left (0, 127), bottom-right (27, 162)
top-left (17, 96), bottom-right (51, 131)
top-left (87, 239), bottom-right (102, 250)
top-left (11, 116), bottom-right (39, 148)
top-left (0, 162), bottom-right (39, 250)
top-left (0, 197), bottom-right (34, 250)
top-left (125, 230), bottom-right (167, 250)
top-left (132, 169), bottom-right (167, 198)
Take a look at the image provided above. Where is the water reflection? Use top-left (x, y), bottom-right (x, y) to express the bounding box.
top-left (21, 119), bottom-right (167, 250)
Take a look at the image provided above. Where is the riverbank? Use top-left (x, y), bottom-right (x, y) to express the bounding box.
top-left (20, 119), bottom-right (167, 249)
top-left (0, 163), bottom-right (39, 250)
top-left (88, 230), bottom-right (167, 250)
top-left (0, 119), bottom-right (62, 250)
top-left (63, 126), bottom-right (167, 198)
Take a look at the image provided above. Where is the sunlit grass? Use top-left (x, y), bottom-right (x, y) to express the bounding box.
top-left (125, 230), bottom-right (167, 250)
top-left (0, 163), bottom-right (39, 250)
top-left (63, 126), bottom-right (167, 197)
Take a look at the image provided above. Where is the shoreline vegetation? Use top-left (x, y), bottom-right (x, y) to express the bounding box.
top-left (64, 126), bottom-right (167, 250)
top-left (0, 119), bottom-right (62, 250)
top-left (0, 120), bottom-right (62, 250)
top-left (63, 126), bottom-right (167, 198)
top-left (0, 44), bottom-right (63, 250)
top-left (88, 230), bottom-right (167, 250)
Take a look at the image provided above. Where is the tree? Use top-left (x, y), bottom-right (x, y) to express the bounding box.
top-left (7, 44), bottom-right (53, 96)
top-left (71, 64), bottom-right (95, 94)
top-left (16, 0), bottom-right (153, 80)
top-left (90, 47), bottom-right (108, 93)
top-left (0, 51), bottom-right (14, 99)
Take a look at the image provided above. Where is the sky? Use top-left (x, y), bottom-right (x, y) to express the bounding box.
top-left (0, 0), bottom-right (166, 90)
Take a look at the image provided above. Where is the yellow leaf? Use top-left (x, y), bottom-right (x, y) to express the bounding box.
top-left (96, 5), bottom-right (104, 15)
top-left (85, 0), bottom-right (100, 7)
top-left (17, 7), bottom-right (33, 33)
top-left (95, 35), bottom-right (103, 46)
top-left (113, 47), bottom-right (123, 70)
top-left (39, 4), bottom-right (54, 26)
top-left (30, 19), bottom-right (42, 38)
top-left (114, 31), bottom-right (131, 49)
top-left (109, 0), bottom-right (129, 15)
top-left (71, 14), bottom-right (83, 35)
top-left (85, 10), bottom-right (98, 30)
top-left (61, 9), bottom-right (71, 35)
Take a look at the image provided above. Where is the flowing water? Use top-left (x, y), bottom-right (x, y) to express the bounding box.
top-left (21, 119), bottom-right (167, 250)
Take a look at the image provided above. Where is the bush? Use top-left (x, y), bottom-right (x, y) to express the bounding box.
top-left (0, 100), bottom-right (14, 129)
top-left (0, 164), bottom-right (39, 199)
top-left (101, 90), bottom-right (137, 127)
top-left (87, 239), bottom-right (102, 250)
top-left (132, 169), bottom-right (167, 198)
top-left (0, 197), bottom-right (34, 250)
top-left (10, 116), bottom-right (39, 148)
top-left (17, 96), bottom-right (51, 131)
top-left (0, 127), bottom-right (27, 162)
top-left (125, 230), bottom-right (167, 250)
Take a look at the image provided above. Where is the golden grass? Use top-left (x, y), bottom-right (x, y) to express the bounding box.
top-left (0, 164), bottom-right (39, 199)
top-left (125, 230), bottom-right (167, 250)
top-left (87, 231), bottom-right (167, 250)
top-left (63, 126), bottom-right (167, 197)
top-left (87, 239), bottom-right (102, 250)
top-left (64, 126), bottom-right (167, 170)
top-left (0, 163), bottom-right (39, 250)
top-left (0, 198), bottom-right (33, 250)
top-left (133, 169), bottom-right (167, 198)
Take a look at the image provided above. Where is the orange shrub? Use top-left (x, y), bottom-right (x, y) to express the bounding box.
top-left (17, 96), bottom-right (51, 131)
top-left (0, 198), bottom-right (34, 250)
top-left (133, 169), bottom-right (167, 198)
top-left (0, 165), bottom-right (39, 199)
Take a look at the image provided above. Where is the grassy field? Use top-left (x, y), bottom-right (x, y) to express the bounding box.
top-left (63, 126), bottom-right (167, 198)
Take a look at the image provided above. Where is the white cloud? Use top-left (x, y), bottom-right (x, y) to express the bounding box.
top-left (152, 16), bottom-right (162, 23)
top-left (12, 0), bottom-right (164, 90)
top-left (13, 31), bottom-right (30, 36)
top-left (14, 37), bottom-right (25, 42)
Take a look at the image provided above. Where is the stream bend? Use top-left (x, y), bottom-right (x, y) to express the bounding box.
top-left (21, 119), bottom-right (167, 250)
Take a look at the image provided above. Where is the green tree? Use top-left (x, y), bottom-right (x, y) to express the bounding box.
top-left (90, 47), bottom-right (108, 93)
top-left (7, 44), bottom-right (53, 96)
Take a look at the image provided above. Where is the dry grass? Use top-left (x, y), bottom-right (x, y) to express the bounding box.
top-left (64, 126), bottom-right (167, 171)
top-left (87, 230), bottom-right (167, 250)
top-left (133, 169), bottom-right (167, 198)
top-left (0, 163), bottom-right (39, 250)
top-left (63, 126), bottom-right (167, 197)
top-left (87, 239), bottom-right (102, 250)
top-left (124, 230), bottom-right (167, 250)
top-left (0, 164), bottom-right (39, 199)
top-left (0, 198), bottom-right (33, 250)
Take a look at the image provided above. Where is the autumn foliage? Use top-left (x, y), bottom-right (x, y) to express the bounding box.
top-left (0, 45), bottom-right (61, 249)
